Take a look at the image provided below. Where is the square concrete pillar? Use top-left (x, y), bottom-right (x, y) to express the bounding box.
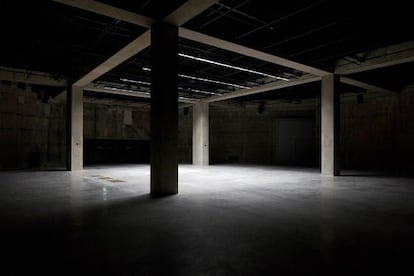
top-left (67, 85), bottom-right (83, 171)
top-left (150, 22), bottom-right (179, 195)
top-left (321, 74), bottom-right (340, 176)
top-left (192, 102), bottom-right (209, 165)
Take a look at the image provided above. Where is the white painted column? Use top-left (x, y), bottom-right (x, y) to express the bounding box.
top-left (67, 85), bottom-right (83, 170)
top-left (192, 102), bottom-right (209, 166)
top-left (321, 74), bottom-right (340, 176)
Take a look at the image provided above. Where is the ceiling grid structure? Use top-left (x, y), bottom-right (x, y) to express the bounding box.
top-left (1, 0), bottom-right (413, 102)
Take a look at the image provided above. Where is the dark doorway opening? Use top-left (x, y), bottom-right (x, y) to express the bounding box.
top-left (84, 139), bottom-right (150, 165)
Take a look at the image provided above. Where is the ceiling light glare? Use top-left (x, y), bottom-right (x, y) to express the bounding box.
top-left (179, 96), bottom-right (200, 102)
top-left (179, 53), bottom-right (289, 81)
top-left (179, 87), bottom-right (222, 96)
top-left (103, 86), bottom-right (150, 95)
top-left (179, 74), bottom-right (250, 89)
top-left (120, 78), bottom-right (150, 85)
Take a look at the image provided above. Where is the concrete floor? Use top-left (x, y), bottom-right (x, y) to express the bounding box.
top-left (1, 165), bottom-right (413, 275)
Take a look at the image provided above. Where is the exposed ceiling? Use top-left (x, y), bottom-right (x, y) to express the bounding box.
top-left (1, 0), bottom-right (413, 102)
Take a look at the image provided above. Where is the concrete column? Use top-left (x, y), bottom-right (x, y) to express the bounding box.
top-left (67, 85), bottom-right (83, 171)
top-left (321, 74), bottom-right (340, 176)
top-left (150, 22), bottom-right (178, 195)
top-left (192, 102), bottom-right (209, 165)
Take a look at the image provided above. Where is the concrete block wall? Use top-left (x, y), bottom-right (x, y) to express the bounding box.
top-left (83, 103), bottom-right (150, 140)
top-left (0, 82), bottom-right (153, 169)
top-left (0, 82), bottom-right (66, 169)
top-left (178, 108), bottom-right (192, 163)
top-left (209, 103), bottom-right (318, 165)
top-left (1, 81), bottom-right (414, 173)
top-left (341, 88), bottom-right (414, 173)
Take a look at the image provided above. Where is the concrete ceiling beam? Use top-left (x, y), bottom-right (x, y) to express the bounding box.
top-left (164, 0), bottom-right (218, 26)
top-left (0, 66), bottom-right (67, 87)
top-left (51, 0), bottom-right (155, 28)
top-left (335, 40), bottom-right (414, 75)
top-left (64, 0), bottom-right (218, 88)
top-left (83, 83), bottom-right (199, 104)
top-left (179, 28), bottom-right (331, 77)
top-left (340, 77), bottom-right (396, 94)
top-left (202, 75), bottom-right (321, 103)
top-left (74, 30), bottom-right (151, 87)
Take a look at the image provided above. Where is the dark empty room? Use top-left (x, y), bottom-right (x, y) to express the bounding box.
top-left (1, 0), bottom-right (414, 275)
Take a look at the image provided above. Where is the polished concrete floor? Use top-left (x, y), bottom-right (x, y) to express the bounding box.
top-left (1, 165), bottom-right (413, 275)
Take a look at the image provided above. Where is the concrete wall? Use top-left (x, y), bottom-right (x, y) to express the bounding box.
top-left (83, 102), bottom-right (150, 140)
top-left (1, 81), bottom-right (414, 173)
top-left (0, 82), bottom-right (153, 169)
top-left (341, 87), bottom-right (414, 173)
top-left (209, 103), bottom-right (318, 165)
top-left (178, 108), bottom-right (192, 164)
top-left (0, 82), bottom-right (66, 169)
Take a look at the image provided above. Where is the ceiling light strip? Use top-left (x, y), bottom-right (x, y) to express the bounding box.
top-left (103, 86), bottom-right (150, 95)
top-left (178, 74), bottom-right (250, 89)
top-left (120, 78), bottom-right (150, 85)
top-left (119, 77), bottom-right (228, 94)
top-left (178, 87), bottom-right (222, 96)
top-left (178, 53), bottom-right (289, 81)
top-left (128, 72), bottom-right (250, 90)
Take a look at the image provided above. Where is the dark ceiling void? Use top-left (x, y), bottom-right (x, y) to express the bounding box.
top-left (348, 62), bottom-right (414, 92)
top-left (184, 0), bottom-right (414, 71)
top-left (0, 0), bottom-right (146, 79)
top-left (96, 0), bottom-right (188, 19)
top-left (1, 0), bottom-right (413, 102)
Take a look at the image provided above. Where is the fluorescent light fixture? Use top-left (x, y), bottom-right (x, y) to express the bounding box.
top-left (179, 53), bottom-right (289, 81)
top-left (135, 69), bottom-right (249, 90)
top-left (179, 96), bottom-right (200, 101)
top-left (103, 86), bottom-right (150, 95)
top-left (178, 87), bottom-right (222, 96)
top-left (120, 78), bottom-right (150, 86)
top-left (179, 74), bottom-right (250, 89)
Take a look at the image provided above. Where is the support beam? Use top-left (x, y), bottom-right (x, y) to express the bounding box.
top-left (69, 0), bottom-right (216, 89)
top-left (67, 85), bottom-right (83, 171)
top-left (74, 30), bottom-right (150, 87)
top-left (150, 23), bottom-right (179, 195)
top-left (84, 84), bottom-right (150, 99)
top-left (340, 77), bottom-right (396, 94)
top-left (165, 0), bottom-right (218, 26)
top-left (52, 0), bottom-right (155, 28)
top-left (179, 28), bottom-right (330, 77)
top-left (192, 102), bottom-right (209, 166)
top-left (0, 66), bottom-right (66, 87)
top-left (203, 75), bottom-right (321, 103)
top-left (83, 83), bottom-right (200, 104)
top-left (321, 75), bottom-right (340, 176)
top-left (335, 40), bottom-right (414, 75)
